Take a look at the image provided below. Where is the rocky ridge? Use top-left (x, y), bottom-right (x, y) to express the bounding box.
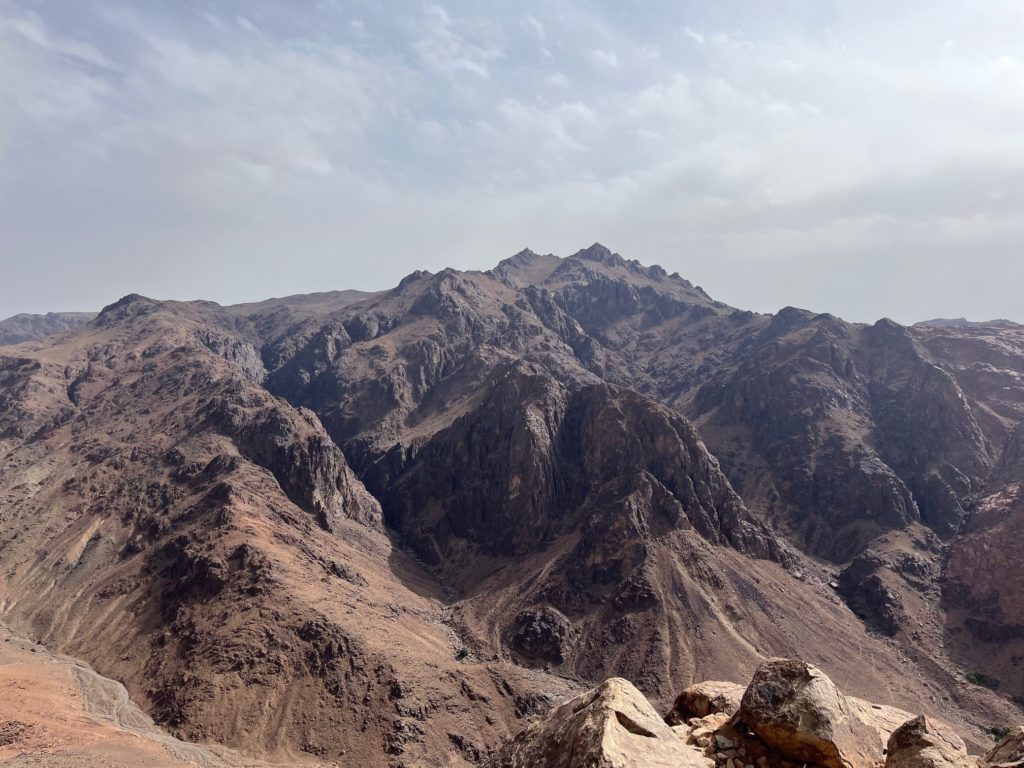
top-left (488, 658), bottom-right (1022, 768)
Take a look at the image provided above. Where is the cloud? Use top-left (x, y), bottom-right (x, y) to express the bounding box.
top-left (2, 0), bottom-right (1024, 325)
top-left (412, 4), bottom-right (504, 79)
top-left (590, 49), bottom-right (619, 69)
top-left (1, 11), bottom-right (114, 69)
top-left (684, 27), bottom-right (705, 45)
top-left (522, 14), bottom-right (545, 41)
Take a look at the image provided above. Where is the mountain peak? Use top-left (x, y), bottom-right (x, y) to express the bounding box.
top-left (571, 242), bottom-right (621, 267)
top-left (490, 248), bottom-right (562, 286)
top-left (95, 293), bottom-right (161, 326)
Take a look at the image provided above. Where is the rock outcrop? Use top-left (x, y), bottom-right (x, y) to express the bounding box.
top-left (489, 658), bottom-right (1014, 768)
top-left (981, 727), bottom-right (1024, 768)
top-left (483, 677), bottom-right (712, 768)
top-left (667, 681), bottom-right (745, 723)
top-left (884, 716), bottom-right (973, 768)
top-left (739, 659), bottom-right (882, 768)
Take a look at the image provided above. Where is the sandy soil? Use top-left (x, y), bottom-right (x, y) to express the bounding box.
top-left (0, 624), bottom-right (293, 768)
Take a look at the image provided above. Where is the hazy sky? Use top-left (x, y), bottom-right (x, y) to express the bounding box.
top-left (3, 1), bottom-right (1024, 323)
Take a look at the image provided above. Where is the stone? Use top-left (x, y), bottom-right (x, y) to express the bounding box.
top-left (884, 716), bottom-right (973, 768)
top-left (483, 678), bottom-right (713, 768)
top-left (848, 698), bottom-right (915, 745)
top-left (668, 681), bottom-right (747, 723)
top-left (510, 606), bottom-right (573, 665)
top-left (739, 659), bottom-right (883, 768)
top-left (981, 727), bottom-right (1024, 768)
top-left (716, 734), bottom-right (737, 750)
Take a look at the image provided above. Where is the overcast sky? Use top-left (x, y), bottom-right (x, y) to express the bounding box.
top-left (2, 1), bottom-right (1024, 323)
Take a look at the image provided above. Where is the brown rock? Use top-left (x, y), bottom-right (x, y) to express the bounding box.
top-left (849, 697), bottom-right (915, 745)
top-left (981, 727), bottom-right (1024, 768)
top-left (668, 681), bottom-right (746, 723)
top-left (739, 659), bottom-right (883, 768)
top-left (687, 712), bottom-right (731, 748)
top-left (483, 678), bottom-right (713, 768)
top-left (884, 716), bottom-right (973, 768)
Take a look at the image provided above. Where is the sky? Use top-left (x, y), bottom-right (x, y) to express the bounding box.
top-left (2, 1), bottom-right (1024, 324)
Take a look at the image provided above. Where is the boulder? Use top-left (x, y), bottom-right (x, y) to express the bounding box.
top-left (483, 678), bottom-right (712, 768)
top-left (981, 727), bottom-right (1024, 768)
top-left (739, 659), bottom-right (882, 768)
top-left (668, 681), bottom-right (746, 724)
top-left (884, 716), bottom-right (973, 768)
top-left (684, 712), bottom-right (731, 749)
top-left (848, 697), bottom-right (915, 744)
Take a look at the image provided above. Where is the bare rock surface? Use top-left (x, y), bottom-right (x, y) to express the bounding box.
top-left (739, 659), bottom-right (882, 768)
top-left (981, 727), bottom-right (1024, 768)
top-left (667, 680), bottom-right (746, 723)
top-left (665, 663), bottom-right (984, 768)
top-left (884, 716), bottom-right (973, 768)
top-left (483, 677), bottom-right (712, 768)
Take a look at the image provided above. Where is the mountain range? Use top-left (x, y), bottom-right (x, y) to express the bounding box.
top-left (1, 244), bottom-right (1022, 766)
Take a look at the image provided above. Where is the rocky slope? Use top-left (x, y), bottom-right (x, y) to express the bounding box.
top-left (0, 297), bottom-right (576, 765)
top-left (1, 244), bottom-right (1023, 765)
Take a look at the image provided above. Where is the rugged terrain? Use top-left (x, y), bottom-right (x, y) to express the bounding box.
top-left (486, 657), bottom-right (1024, 768)
top-left (0, 244), bottom-right (1022, 765)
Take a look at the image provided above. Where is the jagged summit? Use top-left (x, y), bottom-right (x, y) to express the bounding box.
top-left (571, 241), bottom-right (620, 265)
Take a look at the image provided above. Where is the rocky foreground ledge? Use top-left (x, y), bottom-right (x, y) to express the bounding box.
top-left (484, 659), bottom-right (1024, 768)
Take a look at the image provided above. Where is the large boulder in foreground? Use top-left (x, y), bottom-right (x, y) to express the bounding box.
top-left (982, 727), bottom-right (1024, 768)
top-left (483, 678), bottom-right (712, 768)
top-left (739, 659), bottom-right (882, 768)
top-left (884, 716), bottom-right (973, 768)
top-left (667, 681), bottom-right (745, 724)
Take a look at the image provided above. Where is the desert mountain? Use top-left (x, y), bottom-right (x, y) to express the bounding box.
top-left (0, 311), bottom-right (95, 345)
top-left (1, 245), bottom-right (1022, 765)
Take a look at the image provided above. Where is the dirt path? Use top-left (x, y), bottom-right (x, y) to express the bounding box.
top-left (0, 624), bottom-right (313, 768)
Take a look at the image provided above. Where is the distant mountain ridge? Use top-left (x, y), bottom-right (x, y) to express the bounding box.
top-left (0, 310), bottom-right (95, 345)
top-left (915, 317), bottom-right (1022, 329)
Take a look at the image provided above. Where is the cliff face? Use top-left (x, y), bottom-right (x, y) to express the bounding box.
top-left (382, 367), bottom-right (778, 569)
top-left (943, 419), bottom-right (1024, 699)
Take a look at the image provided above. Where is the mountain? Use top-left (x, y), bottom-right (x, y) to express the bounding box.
top-left (915, 318), bottom-right (1021, 330)
top-left (0, 310), bottom-right (95, 345)
top-left (0, 244), bottom-right (1022, 766)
